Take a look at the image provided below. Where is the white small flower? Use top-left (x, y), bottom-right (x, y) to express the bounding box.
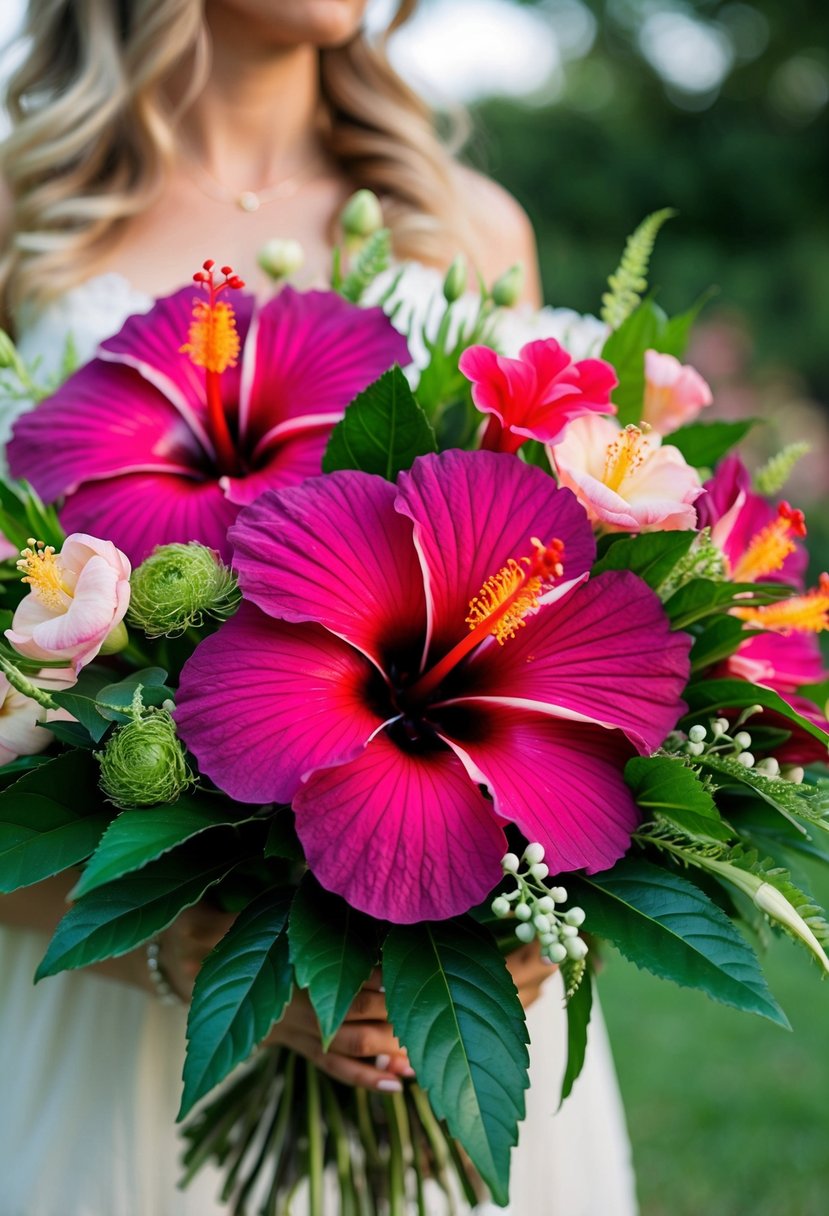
top-left (491, 896), bottom-right (511, 918)
top-left (734, 731), bottom-right (753, 750)
top-left (549, 886), bottom-right (568, 903)
top-left (545, 942), bottom-right (568, 964)
top-left (514, 902), bottom-right (532, 922)
top-left (537, 895), bottom-right (556, 914)
top-left (564, 907), bottom-right (586, 927)
top-left (523, 842), bottom-right (546, 865)
top-left (714, 717), bottom-right (730, 734)
top-left (539, 931), bottom-right (559, 947)
top-left (686, 741), bottom-right (705, 757)
top-left (529, 862), bottom-right (550, 881)
top-left (782, 765), bottom-right (805, 784)
top-left (501, 852), bottom-right (520, 873)
top-left (560, 924), bottom-right (579, 939)
top-left (565, 937), bottom-right (589, 960)
top-left (533, 914), bottom-right (551, 933)
top-left (689, 724), bottom-right (707, 743)
top-left (737, 751), bottom-right (756, 769)
top-left (755, 757), bottom-right (780, 778)
top-left (515, 922), bottom-right (536, 943)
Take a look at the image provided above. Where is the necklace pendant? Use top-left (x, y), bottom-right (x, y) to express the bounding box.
top-left (238, 190), bottom-right (260, 213)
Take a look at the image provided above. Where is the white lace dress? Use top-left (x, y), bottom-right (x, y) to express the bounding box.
top-left (0, 269), bottom-right (637, 1216)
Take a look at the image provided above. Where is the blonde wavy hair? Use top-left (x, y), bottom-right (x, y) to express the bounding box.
top-left (0, 0), bottom-right (464, 325)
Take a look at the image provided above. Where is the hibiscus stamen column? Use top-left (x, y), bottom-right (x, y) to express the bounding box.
top-left (407, 537), bottom-right (565, 704)
top-left (181, 259), bottom-right (245, 476)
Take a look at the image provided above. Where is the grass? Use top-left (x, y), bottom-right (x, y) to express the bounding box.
top-left (598, 867), bottom-right (829, 1216)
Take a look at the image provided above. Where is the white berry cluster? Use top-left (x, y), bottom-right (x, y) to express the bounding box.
top-left (681, 711), bottom-right (804, 783)
top-left (491, 844), bottom-right (588, 965)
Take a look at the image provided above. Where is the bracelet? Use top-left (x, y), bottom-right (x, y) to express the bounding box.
top-left (146, 937), bottom-right (185, 1006)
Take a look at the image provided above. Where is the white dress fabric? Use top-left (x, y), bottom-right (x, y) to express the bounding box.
top-left (0, 269), bottom-right (637, 1216)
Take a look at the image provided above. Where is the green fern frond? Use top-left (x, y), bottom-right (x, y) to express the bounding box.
top-left (340, 229), bottom-right (392, 303)
top-left (601, 207), bottom-right (677, 330)
top-left (697, 754), bottom-right (829, 836)
top-left (562, 957), bottom-right (588, 1001)
top-left (754, 442), bottom-right (812, 496)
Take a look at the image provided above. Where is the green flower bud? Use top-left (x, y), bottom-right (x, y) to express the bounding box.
top-left (127, 542), bottom-right (240, 638)
top-left (491, 263), bottom-right (524, 308)
top-left (97, 707), bottom-right (193, 809)
top-left (0, 329), bottom-right (20, 370)
top-left (340, 189), bottom-right (383, 240)
top-left (442, 255), bottom-right (468, 304)
top-left (258, 238), bottom-right (305, 281)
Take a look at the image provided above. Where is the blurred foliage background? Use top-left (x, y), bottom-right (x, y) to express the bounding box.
top-left (456, 2), bottom-right (829, 1212)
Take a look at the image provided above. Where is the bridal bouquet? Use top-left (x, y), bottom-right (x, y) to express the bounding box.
top-left (0, 200), bottom-right (827, 1214)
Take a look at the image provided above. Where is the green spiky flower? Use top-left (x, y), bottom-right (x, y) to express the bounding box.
top-left (127, 542), bottom-right (239, 639)
top-left (97, 700), bottom-right (193, 809)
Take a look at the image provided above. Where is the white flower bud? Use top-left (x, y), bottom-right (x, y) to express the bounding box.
top-left (564, 937), bottom-right (589, 960)
top-left (340, 189), bottom-right (383, 238)
top-left (737, 751), bottom-right (755, 769)
top-left (549, 886), bottom-right (568, 903)
top-left (754, 882), bottom-right (829, 974)
top-left (515, 922), bottom-right (536, 943)
top-left (714, 718), bottom-right (730, 734)
top-left (529, 862), bottom-right (550, 881)
top-left (782, 765), bottom-right (805, 784)
top-left (258, 237), bottom-right (305, 280)
top-left (688, 724), bottom-right (707, 743)
top-left (686, 741), bottom-right (705, 756)
top-left (523, 842), bottom-right (546, 865)
top-left (560, 923), bottom-right (579, 938)
top-left (734, 731), bottom-right (752, 750)
top-left (491, 896), bottom-right (511, 918)
top-left (539, 931), bottom-right (559, 947)
top-left (514, 902), bottom-right (532, 922)
top-left (545, 942), bottom-right (568, 964)
top-left (537, 895), bottom-right (556, 914)
top-left (755, 757), bottom-right (780, 778)
top-left (564, 907), bottom-right (586, 927)
top-left (501, 852), bottom-right (520, 873)
top-left (533, 914), bottom-right (551, 933)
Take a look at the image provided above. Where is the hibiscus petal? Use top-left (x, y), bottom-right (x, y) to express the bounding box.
top-left (8, 361), bottom-right (206, 501)
top-left (440, 707), bottom-right (639, 873)
top-left (448, 570), bottom-right (691, 755)
top-left (99, 286), bottom-right (255, 453)
top-left (175, 603), bottom-right (385, 804)
top-left (239, 288), bottom-right (410, 452)
top-left (229, 471), bottom-right (426, 669)
top-left (221, 431), bottom-right (330, 507)
top-left (294, 731), bottom-right (506, 923)
top-left (60, 472), bottom-right (238, 565)
top-left (394, 450), bottom-right (596, 660)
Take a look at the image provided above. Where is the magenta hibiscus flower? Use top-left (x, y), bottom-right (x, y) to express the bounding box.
top-left (8, 263), bottom-right (409, 563)
top-left (459, 337), bottom-right (618, 454)
top-left (176, 451), bottom-right (690, 923)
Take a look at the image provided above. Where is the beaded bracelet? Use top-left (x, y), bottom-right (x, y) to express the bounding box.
top-left (146, 937), bottom-right (184, 1006)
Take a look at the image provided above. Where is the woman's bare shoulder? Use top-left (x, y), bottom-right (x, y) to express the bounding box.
top-left (452, 164), bottom-right (542, 306)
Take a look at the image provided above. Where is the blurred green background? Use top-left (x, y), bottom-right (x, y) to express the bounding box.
top-left (459, 2), bottom-right (829, 1211)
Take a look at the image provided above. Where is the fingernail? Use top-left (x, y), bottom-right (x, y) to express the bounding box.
top-left (377, 1079), bottom-right (402, 1093)
top-left (375, 1054), bottom-right (391, 1070)
top-left (400, 1065), bottom-right (416, 1078)
top-left (378, 985), bottom-right (385, 993)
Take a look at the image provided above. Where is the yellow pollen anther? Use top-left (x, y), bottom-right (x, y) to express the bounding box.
top-left (180, 299), bottom-right (240, 374)
top-left (466, 539), bottom-right (565, 646)
top-left (603, 425), bottom-right (648, 493)
top-left (733, 574), bottom-right (829, 634)
top-left (17, 539), bottom-right (71, 610)
top-left (731, 504), bottom-right (807, 583)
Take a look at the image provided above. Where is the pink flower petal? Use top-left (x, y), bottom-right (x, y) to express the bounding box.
top-left (99, 286), bottom-right (255, 453)
top-left (394, 450), bottom-right (596, 661)
top-left (221, 431), bottom-right (330, 507)
top-left (175, 604), bottom-right (386, 804)
top-left (8, 361), bottom-right (205, 502)
top-left (229, 472), bottom-right (426, 669)
top-left (440, 707), bottom-right (639, 873)
top-left (447, 570), bottom-right (691, 755)
top-left (294, 731), bottom-right (506, 922)
top-left (239, 288), bottom-right (410, 452)
top-left (60, 472), bottom-right (238, 564)
top-left (725, 631), bottom-right (825, 693)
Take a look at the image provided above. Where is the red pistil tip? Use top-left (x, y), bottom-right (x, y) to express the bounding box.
top-left (778, 501), bottom-right (807, 538)
top-left (203, 259), bottom-right (215, 271)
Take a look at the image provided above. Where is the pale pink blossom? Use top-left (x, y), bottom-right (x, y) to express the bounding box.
top-left (549, 415), bottom-right (705, 533)
top-left (642, 350), bottom-right (713, 434)
top-left (6, 534), bottom-right (131, 672)
top-left (0, 673), bottom-right (72, 765)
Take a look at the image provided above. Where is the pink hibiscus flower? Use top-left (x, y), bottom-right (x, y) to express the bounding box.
top-left (459, 338), bottom-right (617, 454)
top-left (8, 263), bottom-right (409, 563)
top-left (642, 350), bottom-right (713, 435)
top-left (175, 450), bottom-right (691, 923)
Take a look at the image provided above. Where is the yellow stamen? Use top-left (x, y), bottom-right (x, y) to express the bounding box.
top-left (732, 503), bottom-right (807, 583)
top-left (17, 539), bottom-right (71, 610)
top-left (603, 425), bottom-right (648, 492)
top-left (733, 574), bottom-right (829, 634)
top-left (180, 299), bottom-right (240, 374)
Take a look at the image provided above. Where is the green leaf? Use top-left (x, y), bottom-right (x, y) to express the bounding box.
top-left (179, 888), bottom-right (294, 1119)
top-left (569, 858), bottom-right (788, 1026)
top-left (559, 969), bottom-right (593, 1108)
top-left (50, 690), bottom-right (110, 742)
top-left (288, 874), bottom-right (378, 1049)
top-left (601, 298), bottom-right (665, 426)
top-left (95, 668), bottom-right (174, 721)
top-left (656, 291), bottom-right (717, 360)
top-left (625, 755), bottom-right (732, 841)
top-left (682, 680), bottom-right (829, 748)
top-left (0, 751), bottom-right (111, 893)
top-left (322, 366), bottom-right (436, 481)
top-left (264, 808), bottom-right (303, 862)
top-left (383, 918), bottom-right (529, 1205)
top-left (689, 616), bottom-right (749, 672)
top-left (72, 796), bottom-right (244, 898)
top-left (664, 579), bottom-right (789, 629)
top-left (591, 530), bottom-right (696, 590)
top-left (696, 753), bottom-right (829, 837)
top-left (35, 835), bottom-right (247, 979)
top-left (668, 419), bottom-right (758, 468)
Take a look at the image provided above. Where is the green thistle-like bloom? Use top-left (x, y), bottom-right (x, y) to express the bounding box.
top-left (127, 542), bottom-right (240, 638)
top-left (97, 705), bottom-right (193, 809)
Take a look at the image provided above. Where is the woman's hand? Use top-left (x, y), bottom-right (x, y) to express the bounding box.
top-left (507, 940), bottom-right (556, 1010)
top-left (265, 969), bottom-right (414, 1092)
top-left (156, 902), bottom-right (237, 1003)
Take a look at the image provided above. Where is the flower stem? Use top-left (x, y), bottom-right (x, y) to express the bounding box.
top-left (306, 1061), bottom-right (325, 1216)
top-left (384, 1094), bottom-right (407, 1216)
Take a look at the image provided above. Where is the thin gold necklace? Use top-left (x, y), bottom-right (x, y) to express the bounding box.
top-left (183, 152), bottom-right (328, 213)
